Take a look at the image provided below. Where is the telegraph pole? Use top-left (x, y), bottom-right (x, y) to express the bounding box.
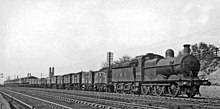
top-left (107, 52), bottom-right (113, 85)
top-left (107, 52), bottom-right (113, 69)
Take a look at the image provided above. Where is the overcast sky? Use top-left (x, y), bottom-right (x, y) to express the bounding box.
top-left (0, 0), bottom-right (220, 83)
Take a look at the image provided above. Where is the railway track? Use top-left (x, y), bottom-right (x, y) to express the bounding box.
top-left (0, 89), bottom-right (73, 109)
top-left (26, 87), bottom-right (220, 108)
top-left (4, 87), bottom-right (220, 109)
top-left (1, 87), bottom-right (167, 109)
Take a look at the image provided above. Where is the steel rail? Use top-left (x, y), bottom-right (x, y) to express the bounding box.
top-left (28, 87), bottom-right (220, 108)
top-left (1, 89), bottom-right (73, 109)
top-left (0, 91), bottom-right (34, 109)
top-left (9, 87), bottom-right (168, 109)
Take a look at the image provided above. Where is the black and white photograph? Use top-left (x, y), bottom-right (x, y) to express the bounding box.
top-left (0, 0), bottom-right (220, 109)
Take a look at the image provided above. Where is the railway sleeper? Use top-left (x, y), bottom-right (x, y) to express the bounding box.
top-left (13, 88), bottom-right (220, 109)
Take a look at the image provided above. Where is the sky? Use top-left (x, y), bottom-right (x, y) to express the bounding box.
top-left (0, 0), bottom-right (220, 83)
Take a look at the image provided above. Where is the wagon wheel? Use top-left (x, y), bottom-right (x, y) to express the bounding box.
top-left (106, 85), bottom-right (113, 92)
top-left (121, 84), bottom-right (126, 94)
top-left (186, 91), bottom-right (196, 98)
top-left (186, 86), bottom-right (196, 98)
top-left (155, 86), bottom-right (165, 96)
top-left (88, 85), bottom-right (92, 91)
top-left (115, 86), bottom-right (119, 93)
top-left (116, 84), bottom-right (123, 93)
top-left (141, 85), bottom-right (151, 95)
top-left (123, 84), bottom-right (130, 94)
top-left (115, 88), bottom-right (120, 93)
top-left (98, 86), bottom-right (101, 91)
top-left (105, 86), bottom-right (110, 92)
top-left (168, 83), bottom-right (180, 97)
top-left (130, 83), bottom-right (137, 95)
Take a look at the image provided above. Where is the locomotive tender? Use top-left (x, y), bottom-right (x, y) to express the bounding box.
top-left (4, 44), bottom-right (210, 97)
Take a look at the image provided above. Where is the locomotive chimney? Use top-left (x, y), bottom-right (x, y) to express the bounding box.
top-left (165, 49), bottom-right (174, 58)
top-left (183, 44), bottom-right (191, 54)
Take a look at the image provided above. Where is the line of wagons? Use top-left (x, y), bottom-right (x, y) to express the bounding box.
top-left (4, 44), bottom-right (211, 97)
top-left (4, 67), bottom-right (113, 92)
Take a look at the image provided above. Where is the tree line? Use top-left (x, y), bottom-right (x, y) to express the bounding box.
top-left (102, 42), bottom-right (219, 68)
top-left (179, 42), bottom-right (219, 60)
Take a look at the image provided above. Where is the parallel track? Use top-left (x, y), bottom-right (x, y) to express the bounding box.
top-left (2, 87), bottom-right (167, 109)
top-left (0, 88), bottom-right (74, 109)
top-left (29, 87), bottom-right (220, 108)
top-left (6, 87), bottom-right (220, 109)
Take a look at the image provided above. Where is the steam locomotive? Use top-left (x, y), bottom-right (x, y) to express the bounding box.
top-left (4, 44), bottom-right (210, 97)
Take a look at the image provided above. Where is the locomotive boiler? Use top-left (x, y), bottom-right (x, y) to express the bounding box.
top-left (112, 44), bottom-right (210, 97)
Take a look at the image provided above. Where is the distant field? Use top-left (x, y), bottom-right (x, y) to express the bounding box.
top-left (200, 86), bottom-right (220, 98)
